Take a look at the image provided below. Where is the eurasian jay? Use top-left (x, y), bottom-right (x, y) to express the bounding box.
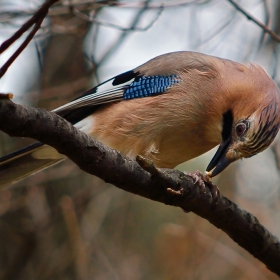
top-left (0, 51), bottom-right (280, 188)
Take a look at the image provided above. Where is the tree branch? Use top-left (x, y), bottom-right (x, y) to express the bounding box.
top-left (227, 0), bottom-right (280, 43)
top-left (0, 93), bottom-right (279, 276)
top-left (0, 0), bottom-right (59, 78)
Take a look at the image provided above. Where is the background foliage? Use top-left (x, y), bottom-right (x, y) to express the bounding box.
top-left (0, 0), bottom-right (280, 279)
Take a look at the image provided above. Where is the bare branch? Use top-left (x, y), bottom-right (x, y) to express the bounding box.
top-left (0, 0), bottom-right (59, 78)
top-left (73, 6), bottom-right (164, 32)
top-left (227, 0), bottom-right (280, 43)
top-left (0, 93), bottom-right (280, 276)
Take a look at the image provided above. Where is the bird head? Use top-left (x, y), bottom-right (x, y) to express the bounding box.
top-left (206, 67), bottom-right (280, 177)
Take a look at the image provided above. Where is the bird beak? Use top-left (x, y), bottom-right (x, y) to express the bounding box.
top-left (206, 138), bottom-right (234, 177)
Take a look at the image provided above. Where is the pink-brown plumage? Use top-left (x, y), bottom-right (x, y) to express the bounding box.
top-left (1, 51), bottom-right (280, 187)
top-left (80, 52), bottom-right (280, 169)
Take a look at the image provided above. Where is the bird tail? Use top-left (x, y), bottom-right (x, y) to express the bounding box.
top-left (0, 142), bottom-right (65, 189)
top-left (0, 87), bottom-right (101, 189)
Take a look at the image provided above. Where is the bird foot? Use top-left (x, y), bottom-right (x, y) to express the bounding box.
top-left (186, 170), bottom-right (220, 206)
top-left (187, 170), bottom-right (206, 194)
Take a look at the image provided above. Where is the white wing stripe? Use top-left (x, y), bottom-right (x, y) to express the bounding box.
top-left (53, 78), bottom-right (135, 114)
top-left (53, 88), bottom-right (124, 113)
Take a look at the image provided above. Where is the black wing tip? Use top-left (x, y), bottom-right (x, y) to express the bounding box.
top-left (112, 70), bottom-right (140, 86)
top-left (57, 70), bottom-right (140, 125)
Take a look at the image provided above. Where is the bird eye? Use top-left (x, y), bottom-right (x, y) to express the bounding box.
top-left (236, 123), bottom-right (247, 137)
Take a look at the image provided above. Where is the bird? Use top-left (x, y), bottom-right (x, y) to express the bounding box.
top-left (0, 51), bottom-right (280, 188)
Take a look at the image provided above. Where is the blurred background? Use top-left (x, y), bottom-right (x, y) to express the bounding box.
top-left (0, 0), bottom-right (280, 279)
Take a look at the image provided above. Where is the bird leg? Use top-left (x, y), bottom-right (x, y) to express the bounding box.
top-left (136, 155), bottom-right (220, 207)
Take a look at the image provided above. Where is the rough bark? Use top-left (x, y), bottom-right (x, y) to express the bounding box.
top-left (0, 94), bottom-right (279, 275)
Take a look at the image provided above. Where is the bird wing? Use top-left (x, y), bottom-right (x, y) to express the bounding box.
top-left (0, 51), bottom-right (213, 188)
top-left (54, 70), bottom-right (180, 124)
top-left (52, 51), bottom-right (217, 125)
top-left (0, 67), bottom-right (181, 188)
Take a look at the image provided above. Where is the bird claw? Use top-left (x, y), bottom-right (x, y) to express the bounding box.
top-left (186, 170), bottom-right (206, 194)
top-left (167, 187), bottom-right (183, 195)
top-left (206, 180), bottom-right (220, 207)
top-left (187, 170), bottom-right (220, 207)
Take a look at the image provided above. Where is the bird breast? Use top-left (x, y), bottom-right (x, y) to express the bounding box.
top-left (80, 86), bottom-right (222, 168)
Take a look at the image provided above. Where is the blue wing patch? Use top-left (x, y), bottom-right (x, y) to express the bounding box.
top-left (123, 75), bottom-right (180, 100)
top-left (54, 72), bottom-right (180, 124)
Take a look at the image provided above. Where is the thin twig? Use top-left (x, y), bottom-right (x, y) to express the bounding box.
top-left (227, 0), bottom-right (280, 43)
top-left (96, 0), bottom-right (152, 68)
top-left (0, 0), bottom-right (59, 78)
top-left (0, 0), bottom-right (58, 53)
top-left (73, 6), bottom-right (164, 32)
top-left (260, 0), bottom-right (271, 44)
top-left (0, 0), bottom-right (205, 20)
top-left (0, 17), bottom-right (45, 78)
